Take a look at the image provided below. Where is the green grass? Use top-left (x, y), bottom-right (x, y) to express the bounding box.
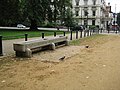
top-left (70, 34), bottom-right (107, 46)
top-left (0, 29), bottom-right (68, 40)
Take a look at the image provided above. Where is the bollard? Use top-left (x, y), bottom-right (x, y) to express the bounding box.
top-left (116, 30), bottom-right (117, 34)
top-left (70, 31), bottom-right (72, 40)
top-left (90, 30), bottom-right (92, 36)
top-left (25, 34), bottom-right (28, 41)
top-left (98, 29), bottom-right (99, 34)
top-left (80, 31), bottom-right (82, 38)
top-left (108, 30), bottom-right (109, 33)
top-left (42, 33), bottom-right (44, 38)
top-left (63, 31), bottom-right (65, 36)
top-left (54, 32), bottom-right (56, 37)
top-left (0, 36), bottom-right (3, 56)
top-left (76, 31), bottom-right (78, 39)
top-left (84, 30), bottom-right (86, 37)
top-left (100, 29), bottom-right (102, 33)
top-left (92, 30), bottom-right (93, 35)
top-left (87, 30), bottom-right (89, 36)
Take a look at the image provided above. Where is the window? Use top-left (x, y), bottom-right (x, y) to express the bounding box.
top-left (75, 0), bottom-right (80, 6)
top-left (92, 0), bottom-right (96, 5)
top-left (93, 11), bottom-right (95, 16)
top-left (84, 20), bottom-right (87, 25)
top-left (92, 20), bottom-right (95, 25)
top-left (84, 0), bottom-right (88, 5)
top-left (75, 11), bottom-right (79, 16)
top-left (84, 11), bottom-right (88, 16)
top-left (92, 6), bottom-right (96, 11)
top-left (84, 7), bottom-right (88, 11)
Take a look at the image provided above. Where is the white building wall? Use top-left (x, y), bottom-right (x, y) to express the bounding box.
top-left (72, 0), bottom-right (108, 28)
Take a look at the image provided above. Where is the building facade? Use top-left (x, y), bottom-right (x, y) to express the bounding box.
top-left (72, 0), bottom-right (112, 29)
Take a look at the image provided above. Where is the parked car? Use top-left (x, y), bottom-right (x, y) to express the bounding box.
top-left (17, 24), bottom-right (26, 28)
top-left (70, 25), bottom-right (84, 31)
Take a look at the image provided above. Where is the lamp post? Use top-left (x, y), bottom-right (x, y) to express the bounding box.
top-left (115, 4), bottom-right (117, 33)
top-left (81, 7), bottom-right (82, 25)
top-left (87, 12), bottom-right (89, 28)
top-left (85, 11), bottom-right (89, 28)
top-left (112, 4), bottom-right (117, 33)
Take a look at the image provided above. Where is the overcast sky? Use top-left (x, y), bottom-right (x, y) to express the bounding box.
top-left (106, 0), bottom-right (120, 13)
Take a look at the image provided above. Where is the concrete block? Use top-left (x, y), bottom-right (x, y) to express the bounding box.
top-left (13, 36), bottom-right (69, 58)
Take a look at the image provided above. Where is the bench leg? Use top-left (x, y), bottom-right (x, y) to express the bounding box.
top-left (25, 48), bottom-right (32, 58)
top-left (15, 48), bottom-right (32, 58)
top-left (50, 43), bottom-right (55, 50)
top-left (16, 51), bottom-right (24, 57)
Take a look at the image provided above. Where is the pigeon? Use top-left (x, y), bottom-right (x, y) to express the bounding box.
top-left (85, 45), bottom-right (89, 48)
top-left (59, 56), bottom-right (65, 61)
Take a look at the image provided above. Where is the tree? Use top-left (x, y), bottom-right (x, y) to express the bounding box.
top-left (0, 0), bottom-right (20, 26)
top-left (41, 0), bottom-right (52, 23)
top-left (48, 0), bottom-right (72, 25)
top-left (64, 7), bottom-right (74, 30)
top-left (58, 0), bottom-right (72, 25)
top-left (117, 13), bottom-right (120, 26)
top-left (23, 0), bottom-right (46, 30)
top-left (0, 0), bottom-right (74, 28)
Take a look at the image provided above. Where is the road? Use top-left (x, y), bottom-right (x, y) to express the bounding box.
top-left (0, 27), bottom-right (68, 31)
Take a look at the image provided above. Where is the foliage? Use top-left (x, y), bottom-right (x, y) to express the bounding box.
top-left (45, 22), bottom-right (57, 28)
top-left (64, 7), bottom-right (74, 27)
top-left (89, 25), bottom-right (97, 29)
top-left (117, 13), bottom-right (120, 26)
top-left (0, 0), bottom-right (20, 26)
top-left (58, 0), bottom-right (72, 24)
top-left (0, 0), bottom-right (73, 29)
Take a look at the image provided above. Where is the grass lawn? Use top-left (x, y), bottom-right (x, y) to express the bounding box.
top-left (0, 29), bottom-right (68, 40)
top-left (70, 34), bottom-right (107, 46)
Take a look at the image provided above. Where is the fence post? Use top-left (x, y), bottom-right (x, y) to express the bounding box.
top-left (80, 31), bottom-right (82, 38)
top-left (63, 31), bottom-right (65, 36)
top-left (116, 29), bottom-right (117, 34)
top-left (93, 29), bottom-right (95, 33)
top-left (70, 31), bottom-right (72, 40)
top-left (98, 29), bottom-right (99, 34)
top-left (84, 30), bottom-right (86, 37)
top-left (87, 30), bottom-right (89, 36)
top-left (108, 29), bottom-right (109, 34)
top-left (90, 30), bottom-right (92, 36)
top-left (76, 31), bottom-right (78, 39)
top-left (54, 32), bottom-right (56, 37)
top-left (25, 33), bottom-right (28, 41)
top-left (100, 28), bottom-right (102, 33)
top-left (42, 33), bottom-right (44, 38)
top-left (0, 36), bottom-right (3, 56)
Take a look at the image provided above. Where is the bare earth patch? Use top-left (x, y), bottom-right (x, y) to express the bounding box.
top-left (33, 45), bottom-right (85, 62)
top-left (1, 35), bottom-right (120, 90)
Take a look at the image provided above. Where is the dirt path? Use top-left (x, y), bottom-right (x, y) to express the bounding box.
top-left (0, 35), bottom-right (120, 90)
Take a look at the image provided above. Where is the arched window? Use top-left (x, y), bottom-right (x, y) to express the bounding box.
top-left (75, 0), bottom-right (80, 6)
top-left (84, 0), bottom-right (88, 5)
top-left (92, 0), bottom-right (96, 5)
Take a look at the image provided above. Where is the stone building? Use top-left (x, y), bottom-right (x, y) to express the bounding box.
top-left (72, 0), bottom-right (112, 29)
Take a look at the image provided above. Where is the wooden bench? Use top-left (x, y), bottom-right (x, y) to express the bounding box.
top-left (13, 36), bottom-right (69, 57)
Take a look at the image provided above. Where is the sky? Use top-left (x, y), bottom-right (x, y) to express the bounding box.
top-left (106, 0), bottom-right (120, 13)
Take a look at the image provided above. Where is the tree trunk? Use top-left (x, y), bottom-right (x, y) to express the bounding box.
top-left (30, 19), bottom-right (38, 30)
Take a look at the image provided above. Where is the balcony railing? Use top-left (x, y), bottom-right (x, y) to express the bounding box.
top-left (74, 16), bottom-right (97, 19)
